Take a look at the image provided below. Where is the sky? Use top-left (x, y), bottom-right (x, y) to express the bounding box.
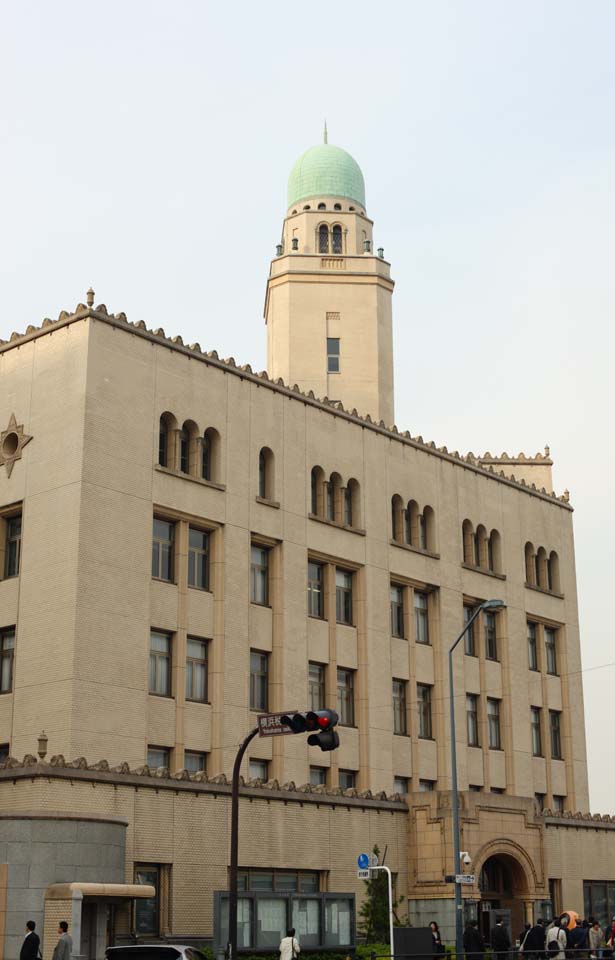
top-left (0, 1), bottom-right (613, 809)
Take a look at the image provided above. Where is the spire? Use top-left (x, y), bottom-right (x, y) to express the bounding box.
top-left (323, 120), bottom-right (328, 144)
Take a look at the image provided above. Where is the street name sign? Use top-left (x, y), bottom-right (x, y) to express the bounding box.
top-left (455, 874), bottom-right (475, 885)
top-left (257, 712), bottom-right (299, 736)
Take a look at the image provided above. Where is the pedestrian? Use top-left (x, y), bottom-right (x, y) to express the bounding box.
top-left (52, 922), bottom-right (72, 960)
top-left (279, 928), bottom-right (300, 960)
top-left (430, 921), bottom-right (445, 954)
top-left (547, 918), bottom-right (567, 960)
top-left (522, 918), bottom-right (546, 960)
top-left (20, 921), bottom-right (40, 960)
top-left (589, 919), bottom-right (604, 959)
top-left (493, 917), bottom-right (512, 960)
top-left (463, 919), bottom-right (485, 960)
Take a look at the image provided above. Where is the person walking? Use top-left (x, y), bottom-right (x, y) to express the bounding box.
top-left (547, 918), bottom-right (567, 960)
top-left (463, 919), bottom-right (485, 960)
top-left (20, 921), bottom-right (40, 960)
top-left (523, 919), bottom-right (546, 960)
top-left (52, 922), bottom-right (72, 960)
top-left (279, 928), bottom-right (300, 960)
top-left (430, 921), bottom-right (444, 954)
top-left (493, 918), bottom-right (512, 960)
top-left (589, 919), bottom-right (604, 959)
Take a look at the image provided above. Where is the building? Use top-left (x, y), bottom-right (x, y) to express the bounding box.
top-left (0, 133), bottom-right (613, 960)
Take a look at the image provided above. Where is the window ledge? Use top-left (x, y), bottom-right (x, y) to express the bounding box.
top-left (256, 496), bottom-right (280, 509)
top-left (186, 699), bottom-right (211, 706)
top-left (151, 577), bottom-right (177, 587)
top-left (525, 582), bottom-right (564, 599)
top-left (418, 736), bottom-right (435, 742)
top-left (148, 693), bottom-right (175, 700)
top-left (389, 539), bottom-right (440, 559)
top-left (393, 732), bottom-right (410, 739)
top-left (187, 585), bottom-right (213, 595)
top-left (309, 513), bottom-right (365, 536)
top-left (461, 562), bottom-right (506, 580)
top-left (155, 464), bottom-right (226, 492)
top-left (250, 601), bottom-right (272, 609)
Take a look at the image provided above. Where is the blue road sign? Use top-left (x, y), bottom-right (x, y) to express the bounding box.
top-left (357, 853), bottom-right (370, 870)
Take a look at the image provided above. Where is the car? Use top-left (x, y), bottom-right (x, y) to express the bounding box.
top-left (106, 946), bottom-right (205, 960)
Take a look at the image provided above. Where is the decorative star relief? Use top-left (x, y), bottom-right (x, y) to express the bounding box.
top-left (0, 414), bottom-right (32, 477)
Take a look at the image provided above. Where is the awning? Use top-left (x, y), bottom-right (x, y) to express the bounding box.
top-left (46, 883), bottom-right (156, 900)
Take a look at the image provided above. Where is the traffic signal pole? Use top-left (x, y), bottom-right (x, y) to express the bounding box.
top-left (227, 725), bottom-right (259, 960)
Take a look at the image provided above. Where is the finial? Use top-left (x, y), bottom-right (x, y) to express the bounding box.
top-left (323, 120), bottom-right (328, 144)
top-left (544, 444), bottom-right (550, 457)
top-left (86, 287), bottom-right (95, 308)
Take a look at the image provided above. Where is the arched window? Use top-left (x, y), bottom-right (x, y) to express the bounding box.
top-left (488, 529), bottom-right (502, 573)
top-left (258, 447), bottom-right (274, 500)
top-left (535, 547), bottom-right (548, 589)
top-left (475, 525), bottom-right (488, 569)
top-left (344, 479), bottom-right (360, 528)
top-left (391, 495), bottom-right (404, 542)
top-left (548, 551), bottom-right (560, 593)
top-left (462, 520), bottom-right (474, 565)
top-left (407, 500), bottom-right (420, 547)
top-left (318, 224), bottom-right (329, 253)
top-left (180, 421), bottom-right (199, 475)
top-left (328, 473), bottom-right (343, 522)
top-left (334, 203), bottom-right (342, 211)
top-left (202, 427), bottom-right (220, 481)
top-left (158, 412), bottom-right (176, 468)
top-left (525, 543), bottom-right (535, 585)
top-left (310, 466), bottom-right (325, 516)
top-left (318, 202), bottom-right (326, 211)
top-left (332, 224), bottom-right (343, 254)
top-left (422, 505), bottom-right (435, 553)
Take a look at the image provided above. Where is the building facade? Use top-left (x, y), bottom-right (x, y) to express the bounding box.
top-left (0, 136), bottom-right (612, 960)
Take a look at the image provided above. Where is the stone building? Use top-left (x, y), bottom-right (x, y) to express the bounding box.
top-left (0, 134), bottom-right (613, 960)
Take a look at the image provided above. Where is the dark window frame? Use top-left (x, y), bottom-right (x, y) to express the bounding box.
top-left (149, 630), bottom-right (172, 697)
top-left (414, 591), bottom-right (430, 644)
top-left (250, 650), bottom-right (269, 712)
top-left (335, 568), bottom-right (353, 625)
top-left (308, 662), bottom-right (325, 712)
top-left (390, 584), bottom-right (405, 638)
top-left (0, 627), bottom-right (15, 694)
top-left (487, 697), bottom-right (501, 750)
top-left (550, 709), bottom-right (563, 759)
top-left (485, 610), bottom-right (498, 661)
top-left (186, 636), bottom-right (208, 703)
top-left (250, 544), bottom-right (270, 606)
top-left (417, 683), bottom-right (433, 739)
top-left (337, 668), bottom-right (355, 726)
top-left (152, 518), bottom-right (174, 583)
top-left (527, 620), bottom-right (538, 671)
top-left (531, 706), bottom-right (543, 757)
top-left (545, 627), bottom-right (558, 676)
top-left (188, 527), bottom-right (210, 591)
top-left (392, 679), bottom-right (407, 735)
top-left (4, 513), bottom-right (21, 579)
top-left (327, 337), bottom-right (340, 374)
top-left (466, 693), bottom-right (479, 747)
top-left (308, 561), bottom-right (324, 618)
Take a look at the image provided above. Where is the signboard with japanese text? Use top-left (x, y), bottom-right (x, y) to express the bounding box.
top-left (257, 712), bottom-right (298, 736)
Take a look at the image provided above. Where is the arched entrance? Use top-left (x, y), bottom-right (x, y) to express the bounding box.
top-left (478, 853), bottom-right (530, 944)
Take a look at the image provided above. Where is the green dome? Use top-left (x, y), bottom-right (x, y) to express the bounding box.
top-left (287, 143), bottom-right (365, 209)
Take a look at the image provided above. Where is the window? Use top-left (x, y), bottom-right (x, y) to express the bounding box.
top-left (308, 662), bottom-right (325, 712)
top-left (417, 684), bottom-right (432, 739)
top-left (186, 637), bottom-right (208, 702)
top-left (469, 784), bottom-right (482, 792)
top-left (394, 776), bottom-right (409, 795)
top-left (339, 769), bottom-right (356, 790)
top-left (466, 694), bottom-right (479, 747)
top-left (188, 527), bottom-right (209, 590)
top-left (419, 779), bottom-right (435, 792)
top-left (147, 747), bottom-right (170, 769)
top-left (582, 880), bottom-right (615, 925)
top-left (184, 751), bottom-right (206, 773)
top-left (135, 865), bottom-right (162, 937)
top-left (550, 710), bottom-right (562, 759)
top-left (343, 486), bottom-right (352, 526)
top-left (337, 668), bottom-right (355, 726)
top-left (335, 569), bottom-right (353, 624)
top-left (318, 203), bottom-right (326, 211)
top-left (310, 466), bottom-right (323, 515)
top-left (326, 481), bottom-right (335, 520)
top-left (249, 759), bottom-right (268, 781)
top-left (490, 787), bottom-right (505, 794)
top-left (250, 651), bottom-right (269, 712)
top-left (258, 447), bottom-right (274, 500)
top-left (202, 428), bottom-right (219, 481)
top-left (307, 562), bottom-right (324, 618)
top-left (464, 605), bottom-right (476, 656)
top-left (392, 679), bottom-right (407, 735)
top-left (487, 698), bottom-right (501, 749)
top-left (545, 628), bottom-right (558, 675)
top-left (152, 518), bottom-right (174, 581)
top-left (0, 628), bottom-right (15, 693)
top-left (527, 621), bottom-right (538, 670)
top-left (149, 631), bottom-right (172, 696)
top-left (390, 585), bottom-right (405, 638)
top-left (531, 707), bottom-right (543, 757)
top-left (414, 591), bottom-right (429, 644)
top-left (318, 224), bottom-right (329, 253)
top-left (535, 792), bottom-right (545, 811)
top-left (552, 794), bottom-right (565, 813)
top-left (179, 427), bottom-right (189, 473)
top-left (4, 514), bottom-right (21, 578)
top-left (0, 744), bottom-right (8, 763)
top-left (327, 338), bottom-right (340, 373)
top-left (250, 544), bottom-right (269, 605)
top-left (332, 224), bottom-right (343, 254)
top-left (485, 611), bottom-right (498, 660)
top-left (238, 868), bottom-right (320, 893)
top-left (158, 416), bottom-right (169, 467)
top-left (310, 766), bottom-right (327, 786)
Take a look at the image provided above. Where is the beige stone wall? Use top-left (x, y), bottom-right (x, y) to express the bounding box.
top-left (544, 820), bottom-right (615, 912)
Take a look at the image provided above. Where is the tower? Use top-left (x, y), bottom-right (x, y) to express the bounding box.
top-left (265, 132), bottom-right (395, 424)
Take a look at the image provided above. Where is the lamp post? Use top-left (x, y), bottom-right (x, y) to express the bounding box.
top-left (449, 598), bottom-right (505, 959)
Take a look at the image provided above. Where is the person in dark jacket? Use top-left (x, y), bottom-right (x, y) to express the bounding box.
top-left (463, 920), bottom-right (485, 960)
top-left (493, 918), bottom-right (512, 960)
top-left (523, 919), bottom-right (546, 960)
top-left (20, 921), bottom-right (40, 960)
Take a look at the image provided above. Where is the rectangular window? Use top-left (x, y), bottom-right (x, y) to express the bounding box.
top-left (419, 779), bottom-right (435, 792)
top-left (464, 604), bottom-right (476, 656)
top-left (535, 792), bottom-right (545, 811)
top-left (390, 584), bottom-right (405, 638)
top-left (550, 710), bottom-right (562, 759)
top-left (545, 627), bottom-right (558, 675)
top-left (417, 684), bottom-right (432, 739)
top-left (392, 679), bottom-right (407, 735)
top-left (335, 568), bottom-right (353, 625)
top-left (186, 637), bottom-right (208, 702)
top-left (466, 694), bottom-right (479, 747)
top-left (4, 514), bottom-right (21, 578)
top-left (249, 759), bottom-right (269, 781)
top-left (0, 744), bottom-right (8, 763)
top-left (469, 784), bottom-right (482, 792)
top-left (149, 630), bottom-right (171, 697)
top-left (487, 698), bottom-right (501, 749)
top-left (147, 747), bottom-right (170, 769)
top-left (310, 766), bottom-right (327, 786)
top-left (394, 776), bottom-right (409, 795)
top-left (307, 561), bottom-right (324, 618)
top-left (188, 527), bottom-right (210, 590)
top-left (135, 865), bottom-right (162, 937)
top-left (339, 769), bottom-right (356, 790)
top-left (552, 794), bottom-right (565, 813)
top-left (485, 611), bottom-right (498, 661)
top-left (528, 621), bottom-right (538, 670)
top-left (250, 544), bottom-right (269, 605)
top-left (184, 751), bottom-right (206, 773)
top-left (414, 591), bottom-right (430, 644)
top-left (0, 628), bottom-right (15, 694)
top-left (152, 518), bottom-right (174, 582)
top-left (327, 337), bottom-right (340, 373)
top-left (531, 706), bottom-right (542, 757)
top-left (308, 662), bottom-right (325, 712)
top-left (337, 668), bottom-right (355, 726)
top-left (250, 651), bottom-right (269, 711)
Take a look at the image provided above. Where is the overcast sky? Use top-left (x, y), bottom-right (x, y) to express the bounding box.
top-left (1, 1), bottom-right (612, 810)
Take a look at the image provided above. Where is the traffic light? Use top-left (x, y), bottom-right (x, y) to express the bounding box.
top-left (280, 709), bottom-right (340, 752)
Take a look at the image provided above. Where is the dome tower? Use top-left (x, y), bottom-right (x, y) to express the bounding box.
top-left (264, 130), bottom-right (395, 425)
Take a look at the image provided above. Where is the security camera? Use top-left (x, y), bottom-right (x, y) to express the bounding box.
top-left (460, 852), bottom-right (472, 866)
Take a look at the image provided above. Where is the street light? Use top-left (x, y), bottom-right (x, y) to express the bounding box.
top-left (449, 598), bottom-right (505, 960)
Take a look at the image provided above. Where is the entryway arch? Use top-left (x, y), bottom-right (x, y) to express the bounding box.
top-left (473, 840), bottom-right (538, 945)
